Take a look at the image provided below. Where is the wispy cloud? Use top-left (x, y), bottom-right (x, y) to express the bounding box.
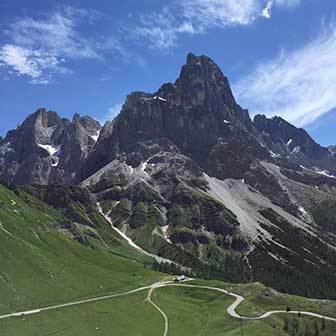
top-left (133, 0), bottom-right (301, 49)
top-left (234, 24), bottom-right (336, 127)
top-left (0, 45), bottom-right (61, 83)
top-left (182, 0), bottom-right (261, 27)
top-left (102, 103), bottom-right (123, 123)
top-left (0, 6), bottom-right (124, 84)
top-left (263, 0), bottom-right (301, 18)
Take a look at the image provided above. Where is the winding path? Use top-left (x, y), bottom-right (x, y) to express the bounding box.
top-left (162, 283), bottom-right (336, 322)
top-left (147, 284), bottom-right (169, 336)
top-left (1, 279), bottom-right (335, 335)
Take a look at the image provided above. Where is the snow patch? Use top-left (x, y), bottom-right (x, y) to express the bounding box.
top-left (153, 96), bottom-right (167, 102)
top-left (38, 144), bottom-right (60, 156)
top-left (286, 139), bottom-right (293, 146)
top-left (223, 119), bottom-right (231, 124)
top-left (292, 146), bottom-right (301, 153)
top-left (127, 165), bottom-right (134, 175)
top-left (269, 150), bottom-right (280, 158)
top-left (90, 130), bottom-right (101, 142)
top-left (141, 161), bottom-right (148, 172)
top-left (314, 169), bottom-right (336, 179)
top-left (298, 206), bottom-right (308, 216)
top-left (51, 157), bottom-right (59, 167)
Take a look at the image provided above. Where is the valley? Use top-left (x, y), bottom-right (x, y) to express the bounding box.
top-left (0, 183), bottom-right (335, 335)
top-left (1, 53), bottom-right (336, 335)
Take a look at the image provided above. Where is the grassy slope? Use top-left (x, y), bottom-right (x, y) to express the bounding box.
top-left (188, 280), bottom-right (336, 319)
top-left (2, 284), bottom-right (335, 336)
top-left (0, 184), bottom-right (335, 335)
top-left (1, 291), bottom-right (163, 336)
top-left (0, 185), bottom-right (162, 315)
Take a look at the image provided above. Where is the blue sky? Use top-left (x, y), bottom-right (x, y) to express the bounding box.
top-left (0, 0), bottom-right (336, 146)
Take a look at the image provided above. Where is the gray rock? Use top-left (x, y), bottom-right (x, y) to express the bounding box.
top-left (0, 108), bottom-right (101, 185)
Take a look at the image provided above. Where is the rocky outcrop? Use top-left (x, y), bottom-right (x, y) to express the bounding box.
top-left (0, 108), bottom-right (101, 185)
top-left (254, 115), bottom-right (335, 173)
top-left (1, 53), bottom-right (336, 300)
top-left (328, 145), bottom-right (336, 158)
top-left (81, 53), bottom-right (268, 181)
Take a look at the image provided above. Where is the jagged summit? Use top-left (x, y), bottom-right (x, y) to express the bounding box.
top-left (1, 54), bottom-right (336, 301)
top-left (81, 53), bottom-right (266, 180)
top-left (0, 109), bottom-right (102, 185)
top-left (254, 113), bottom-right (334, 172)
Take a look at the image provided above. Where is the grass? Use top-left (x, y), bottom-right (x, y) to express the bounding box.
top-left (0, 291), bottom-right (163, 336)
top-left (4, 284), bottom-right (335, 336)
top-left (0, 184), bottom-right (336, 335)
top-left (153, 286), bottom-right (285, 336)
top-left (186, 280), bottom-right (336, 319)
top-left (0, 185), bottom-right (163, 315)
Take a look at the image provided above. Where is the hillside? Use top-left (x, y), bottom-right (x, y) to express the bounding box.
top-left (1, 53), bottom-right (336, 302)
top-left (0, 184), bottom-right (335, 335)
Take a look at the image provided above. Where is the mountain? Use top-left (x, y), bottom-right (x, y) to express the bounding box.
top-left (1, 53), bottom-right (336, 299)
top-left (328, 145), bottom-right (336, 158)
top-left (254, 114), bottom-right (336, 173)
top-left (0, 109), bottom-right (101, 185)
top-left (81, 53), bottom-right (267, 181)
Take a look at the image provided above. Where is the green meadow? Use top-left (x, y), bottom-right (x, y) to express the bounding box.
top-left (0, 184), bottom-right (335, 335)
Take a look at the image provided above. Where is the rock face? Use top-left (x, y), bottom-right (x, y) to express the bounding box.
top-left (328, 145), bottom-right (336, 158)
top-left (0, 109), bottom-right (101, 185)
top-left (82, 53), bottom-right (267, 181)
top-left (1, 53), bottom-right (336, 299)
top-left (253, 115), bottom-right (335, 173)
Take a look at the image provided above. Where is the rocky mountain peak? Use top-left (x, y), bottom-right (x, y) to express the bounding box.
top-left (165, 53), bottom-right (238, 114)
top-left (22, 108), bottom-right (61, 129)
top-left (0, 109), bottom-right (101, 185)
top-left (81, 53), bottom-right (266, 181)
top-left (254, 114), bottom-right (334, 172)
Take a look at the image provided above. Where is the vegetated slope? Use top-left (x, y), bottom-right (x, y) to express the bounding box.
top-left (79, 54), bottom-right (336, 299)
top-left (0, 184), bottom-right (161, 316)
top-left (1, 183), bottom-right (336, 336)
top-left (1, 53), bottom-right (336, 300)
top-left (2, 279), bottom-right (336, 336)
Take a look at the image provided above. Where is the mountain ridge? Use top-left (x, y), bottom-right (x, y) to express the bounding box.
top-left (1, 53), bottom-right (336, 300)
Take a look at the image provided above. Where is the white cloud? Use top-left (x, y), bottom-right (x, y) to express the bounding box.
top-left (134, 9), bottom-right (183, 50)
top-left (134, 0), bottom-right (301, 49)
top-left (263, 0), bottom-right (301, 18)
top-left (234, 25), bottom-right (336, 127)
top-left (0, 6), bottom-right (123, 83)
top-left (104, 103), bottom-right (123, 122)
top-left (182, 0), bottom-right (261, 27)
top-left (262, 2), bottom-right (272, 18)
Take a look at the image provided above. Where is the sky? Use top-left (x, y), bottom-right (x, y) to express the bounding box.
top-left (0, 0), bottom-right (336, 146)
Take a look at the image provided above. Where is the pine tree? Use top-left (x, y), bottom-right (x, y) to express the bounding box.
top-left (314, 321), bottom-right (320, 336)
